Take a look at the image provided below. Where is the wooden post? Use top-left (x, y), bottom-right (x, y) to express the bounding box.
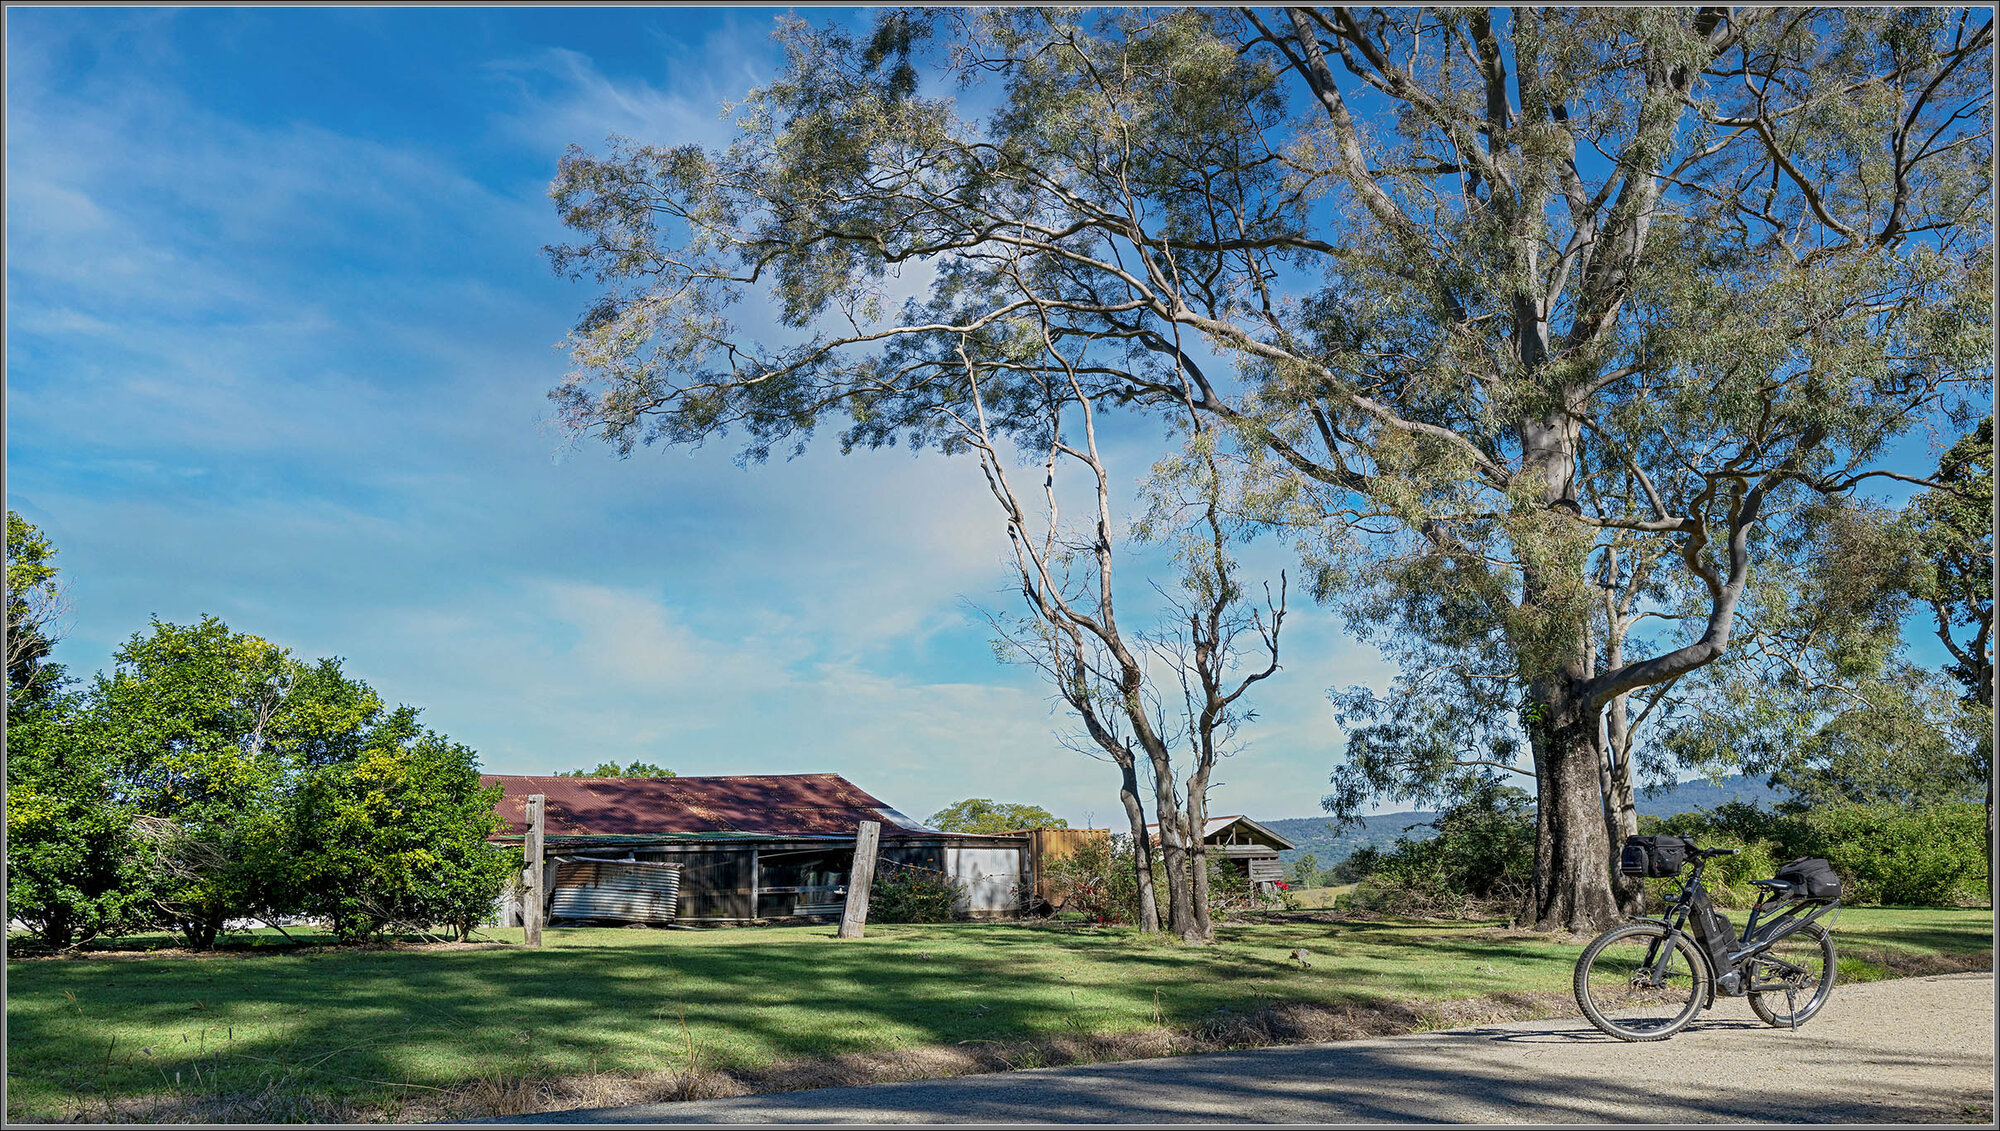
top-left (523, 794), bottom-right (546, 948)
top-left (836, 820), bottom-right (882, 939)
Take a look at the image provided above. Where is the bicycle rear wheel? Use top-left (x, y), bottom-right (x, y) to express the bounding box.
top-left (1747, 921), bottom-right (1836, 1028)
top-left (1574, 922), bottom-right (1710, 1041)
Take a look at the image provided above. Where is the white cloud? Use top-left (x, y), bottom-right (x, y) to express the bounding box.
top-left (484, 25), bottom-right (773, 156)
top-left (8, 10), bottom-right (1412, 832)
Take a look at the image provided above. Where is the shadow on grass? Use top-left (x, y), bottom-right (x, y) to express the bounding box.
top-left (7, 911), bottom-right (1990, 1123)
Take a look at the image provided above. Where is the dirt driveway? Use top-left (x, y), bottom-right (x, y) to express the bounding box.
top-left (481, 972), bottom-right (1994, 1124)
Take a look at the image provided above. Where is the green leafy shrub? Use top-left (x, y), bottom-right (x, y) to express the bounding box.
top-left (282, 734), bottom-right (513, 941)
top-left (867, 862), bottom-right (963, 923)
top-left (1040, 833), bottom-right (1144, 923)
top-left (1788, 802), bottom-right (1988, 906)
top-left (4, 695), bottom-right (156, 948)
top-left (1639, 800), bottom-right (1989, 907)
top-left (1344, 780), bottom-right (1534, 918)
top-left (1204, 855), bottom-right (1268, 916)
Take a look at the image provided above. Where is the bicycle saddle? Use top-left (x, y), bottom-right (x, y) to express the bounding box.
top-left (1750, 878), bottom-right (1795, 891)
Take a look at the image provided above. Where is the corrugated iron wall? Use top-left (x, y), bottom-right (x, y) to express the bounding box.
top-left (549, 859), bottom-right (684, 922)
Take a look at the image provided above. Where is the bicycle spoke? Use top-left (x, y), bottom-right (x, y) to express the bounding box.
top-left (1748, 922), bottom-right (1835, 1028)
top-left (1578, 927), bottom-right (1704, 1038)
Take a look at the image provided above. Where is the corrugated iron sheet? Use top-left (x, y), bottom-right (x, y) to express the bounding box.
top-left (549, 859), bottom-right (683, 922)
top-left (482, 773), bottom-right (934, 839)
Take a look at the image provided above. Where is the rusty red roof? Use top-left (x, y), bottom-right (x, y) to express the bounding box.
top-left (481, 772), bottom-right (935, 839)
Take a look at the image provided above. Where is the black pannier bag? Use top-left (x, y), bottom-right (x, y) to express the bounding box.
top-left (1775, 857), bottom-right (1843, 900)
top-left (1620, 835), bottom-right (1693, 878)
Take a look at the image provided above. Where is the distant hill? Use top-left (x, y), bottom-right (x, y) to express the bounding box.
top-left (1635, 774), bottom-right (1784, 813)
top-left (1261, 774), bottom-right (1784, 868)
top-left (1261, 812), bottom-right (1437, 868)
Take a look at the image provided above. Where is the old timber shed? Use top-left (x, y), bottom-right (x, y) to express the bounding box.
top-left (483, 773), bottom-right (1026, 926)
top-left (1149, 814), bottom-right (1297, 894)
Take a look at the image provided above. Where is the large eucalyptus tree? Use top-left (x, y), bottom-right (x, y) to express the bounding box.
top-left (545, 7), bottom-right (1992, 930)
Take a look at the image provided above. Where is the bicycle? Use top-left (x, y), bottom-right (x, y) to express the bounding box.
top-left (1573, 838), bottom-right (1843, 1041)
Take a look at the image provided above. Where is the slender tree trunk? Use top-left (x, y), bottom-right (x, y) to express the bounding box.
top-left (1142, 735), bottom-right (1200, 941)
top-left (182, 910), bottom-right (224, 951)
top-left (1186, 762), bottom-right (1215, 942)
top-left (1981, 666), bottom-right (1994, 883)
top-left (1603, 692), bottom-right (1645, 914)
top-left (1116, 757), bottom-right (1161, 932)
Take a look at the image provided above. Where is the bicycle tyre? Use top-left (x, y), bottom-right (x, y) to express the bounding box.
top-left (1574, 922), bottom-right (1710, 1041)
top-left (1747, 921), bottom-right (1836, 1028)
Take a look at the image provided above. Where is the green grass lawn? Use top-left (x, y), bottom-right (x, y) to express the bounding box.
top-left (8, 908), bottom-right (1989, 1122)
top-left (1285, 883), bottom-right (1358, 910)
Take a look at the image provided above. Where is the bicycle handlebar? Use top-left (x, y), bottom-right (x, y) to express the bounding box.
top-left (1696, 847), bottom-right (1739, 857)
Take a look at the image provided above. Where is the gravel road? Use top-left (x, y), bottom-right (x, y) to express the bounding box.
top-left (479, 971), bottom-right (1994, 1124)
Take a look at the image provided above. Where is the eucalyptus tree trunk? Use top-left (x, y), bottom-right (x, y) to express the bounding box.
top-left (1522, 681), bottom-right (1620, 932)
top-left (1602, 692), bottom-right (1646, 915)
top-left (1185, 758), bottom-right (1215, 943)
top-left (1115, 754), bottom-right (1162, 933)
top-left (1135, 723), bottom-right (1201, 942)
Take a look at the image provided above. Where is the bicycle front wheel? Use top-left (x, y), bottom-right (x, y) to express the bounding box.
top-left (1747, 921), bottom-right (1836, 1028)
top-left (1574, 922), bottom-right (1710, 1041)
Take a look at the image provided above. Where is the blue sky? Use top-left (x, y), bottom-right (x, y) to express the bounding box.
top-left (6, 6), bottom-right (1400, 825)
top-left (5, 8), bottom-right (1961, 827)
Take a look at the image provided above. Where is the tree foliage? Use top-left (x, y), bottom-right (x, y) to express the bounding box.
top-left (1342, 778), bottom-right (1536, 917)
top-left (1910, 417), bottom-right (1995, 709)
top-left (926, 797), bottom-right (1068, 834)
top-left (543, 7), bottom-right (1992, 931)
top-left (6, 511), bottom-right (69, 709)
top-left (5, 603), bottom-right (512, 950)
top-left (553, 760), bottom-right (676, 778)
top-left (2, 518), bottom-right (146, 949)
top-left (92, 618), bottom-right (384, 946)
top-left (5, 691), bottom-right (155, 948)
top-left (284, 733), bottom-right (511, 942)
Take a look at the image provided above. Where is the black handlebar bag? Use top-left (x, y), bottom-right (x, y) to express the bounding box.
top-left (1620, 835), bottom-right (1693, 878)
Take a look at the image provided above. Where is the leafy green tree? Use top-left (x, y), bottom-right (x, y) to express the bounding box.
top-left (6, 511), bottom-right (69, 710)
top-left (283, 733), bottom-right (512, 942)
top-left (1285, 851), bottom-right (1321, 889)
top-left (1345, 778), bottom-right (1536, 917)
top-left (926, 798), bottom-right (1069, 834)
top-left (0, 516), bottom-right (144, 949)
top-left (553, 760), bottom-right (675, 777)
top-left (1650, 423), bottom-right (1991, 847)
top-left (1908, 418), bottom-right (1994, 853)
top-left (5, 691), bottom-right (155, 948)
top-left (93, 617), bottom-right (386, 947)
top-left (1911, 418), bottom-right (1996, 709)
top-left (543, 9), bottom-right (1991, 931)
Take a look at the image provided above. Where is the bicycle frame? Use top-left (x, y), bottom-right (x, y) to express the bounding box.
top-left (1624, 854), bottom-right (1839, 1002)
